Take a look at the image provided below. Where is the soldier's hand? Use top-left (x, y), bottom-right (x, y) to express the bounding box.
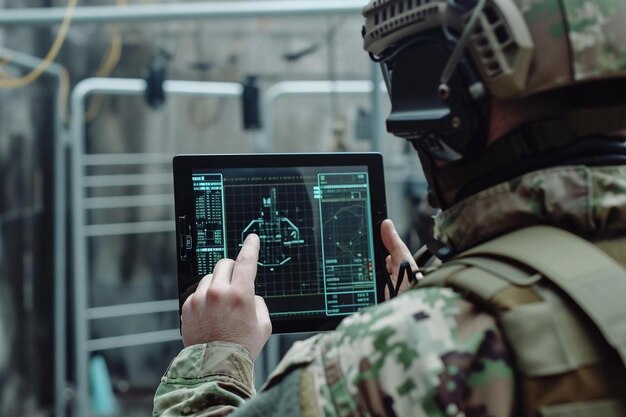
top-left (181, 234), bottom-right (272, 360)
top-left (381, 219), bottom-right (422, 300)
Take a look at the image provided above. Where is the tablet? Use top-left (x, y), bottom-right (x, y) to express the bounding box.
top-left (173, 153), bottom-right (388, 333)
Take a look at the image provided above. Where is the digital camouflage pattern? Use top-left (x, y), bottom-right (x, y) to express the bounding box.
top-left (434, 165), bottom-right (626, 251)
top-left (155, 342), bottom-right (255, 416)
top-left (154, 287), bottom-right (514, 417)
top-left (560, 0), bottom-right (626, 81)
top-left (291, 287), bottom-right (514, 417)
top-left (521, 0), bottom-right (626, 93)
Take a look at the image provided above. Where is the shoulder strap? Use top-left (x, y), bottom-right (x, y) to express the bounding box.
top-left (459, 226), bottom-right (626, 371)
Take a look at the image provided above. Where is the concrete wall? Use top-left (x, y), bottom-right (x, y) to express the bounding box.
top-left (0, 1), bottom-right (59, 415)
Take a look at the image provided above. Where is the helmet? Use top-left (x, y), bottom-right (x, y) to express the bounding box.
top-left (365, 0), bottom-right (626, 100)
top-left (362, 0), bottom-right (626, 207)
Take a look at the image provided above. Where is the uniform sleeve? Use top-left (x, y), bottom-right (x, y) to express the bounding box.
top-left (153, 335), bottom-right (326, 417)
top-left (153, 342), bottom-right (256, 417)
top-left (154, 288), bottom-right (515, 417)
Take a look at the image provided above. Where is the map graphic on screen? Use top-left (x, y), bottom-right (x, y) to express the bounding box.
top-left (191, 166), bottom-right (378, 320)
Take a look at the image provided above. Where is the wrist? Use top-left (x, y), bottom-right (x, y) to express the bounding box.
top-left (163, 341), bottom-right (255, 390)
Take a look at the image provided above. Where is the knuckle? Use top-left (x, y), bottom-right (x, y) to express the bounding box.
top-left (205, 286), bottom-right (224, 303)
top-left (182, 294), bottom-right (196, 312)
top-left (201, 273), bottom-right (213, 287)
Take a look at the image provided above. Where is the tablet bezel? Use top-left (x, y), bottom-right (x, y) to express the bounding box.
top-left (173, 153), bottom-right (388, 334)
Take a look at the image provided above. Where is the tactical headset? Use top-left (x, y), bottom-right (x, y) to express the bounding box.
top-left (369, 0), bottom-right (489, 163)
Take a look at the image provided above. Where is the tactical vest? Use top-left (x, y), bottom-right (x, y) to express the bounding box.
top-left (418, 226), bottom-right (626, 417)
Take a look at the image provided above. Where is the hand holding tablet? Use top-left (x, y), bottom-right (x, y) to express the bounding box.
top-left (180, 234), bottom-right (272, 358)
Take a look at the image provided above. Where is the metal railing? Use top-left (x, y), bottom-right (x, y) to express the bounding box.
top-left (262, 80), bottom-right (388, 152)
top-left (70, 78), bottom-right (243, 417)
top-left (68, 76), bottom-right (391, 417)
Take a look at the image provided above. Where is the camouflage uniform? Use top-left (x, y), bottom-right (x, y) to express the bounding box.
top-left (153, 165), bottom-right (626, 417)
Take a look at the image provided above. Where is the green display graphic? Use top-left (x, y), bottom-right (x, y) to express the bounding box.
top-left (317, 173), bottom-right (377, 316)
top-left (242, 187), bottom-right (305, 268)
top-left (192, 168), bottom-right (377, 319)
top-left (192, 174), bottom-right (226, 276)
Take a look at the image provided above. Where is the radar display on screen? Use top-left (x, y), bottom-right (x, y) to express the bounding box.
top-left (192, 166), bottom-right (377, 319)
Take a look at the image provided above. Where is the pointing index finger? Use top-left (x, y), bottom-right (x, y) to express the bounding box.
top-left (232, 234), bottom-right (260, 290)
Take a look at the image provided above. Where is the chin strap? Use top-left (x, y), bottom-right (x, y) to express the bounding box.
top-left (431, 104), bottom-right (626, 206)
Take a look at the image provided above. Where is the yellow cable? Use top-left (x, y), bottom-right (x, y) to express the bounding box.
top-left (85, 32), bottom-right (122, 121)
top-left (85, 0), bottom-right (126, 121)
top-left (93, 32), bottom-right (123, 78)
top-left (0, 0), bottom-right (78, 89)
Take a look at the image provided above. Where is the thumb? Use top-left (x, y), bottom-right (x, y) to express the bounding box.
top-left (381, 220), bottom-right (419, 300)
top-left (381, 219), bottom-right (413, 261)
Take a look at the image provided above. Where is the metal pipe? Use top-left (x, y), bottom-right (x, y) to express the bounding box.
top-left (0, 1), bottom-right (365, 26)
top-left (83, 153), bottom-right (173, 166)
top-left (371, 63), bottom-right (386, 153)
top-left (87, 330), bottom-right (182, 352)
top-left (68, 77), bottom-right (243, 97)
top-left (84, 194), bottom-right (173, 210)
top-left (86, 300), bottom-right (178, 320)
top-left (83, 221), bottom-right (174, 237)
top-left (70, 74), bottom-right (91, 417)
top-left (262, 80), bottom-right (387, 152)
top-left (83, 173), bottom-right (172, 188)
top-left (52, 71), bottom-right (69, 417)
top-left (0, 46), bottom-right (69, 417)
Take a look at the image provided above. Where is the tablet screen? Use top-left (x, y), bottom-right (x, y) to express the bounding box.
top-left (174, 154), bottom-right (387, 333)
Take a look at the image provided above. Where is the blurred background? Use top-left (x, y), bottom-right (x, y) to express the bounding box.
top-left (0, 1), bottom-right (429, 416)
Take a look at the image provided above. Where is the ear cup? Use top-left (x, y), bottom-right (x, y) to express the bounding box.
top-left (385, 38), bottom-right (487, 162)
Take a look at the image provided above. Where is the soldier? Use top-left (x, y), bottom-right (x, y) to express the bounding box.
top-left (154, 1), bottom-right (626, 416)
